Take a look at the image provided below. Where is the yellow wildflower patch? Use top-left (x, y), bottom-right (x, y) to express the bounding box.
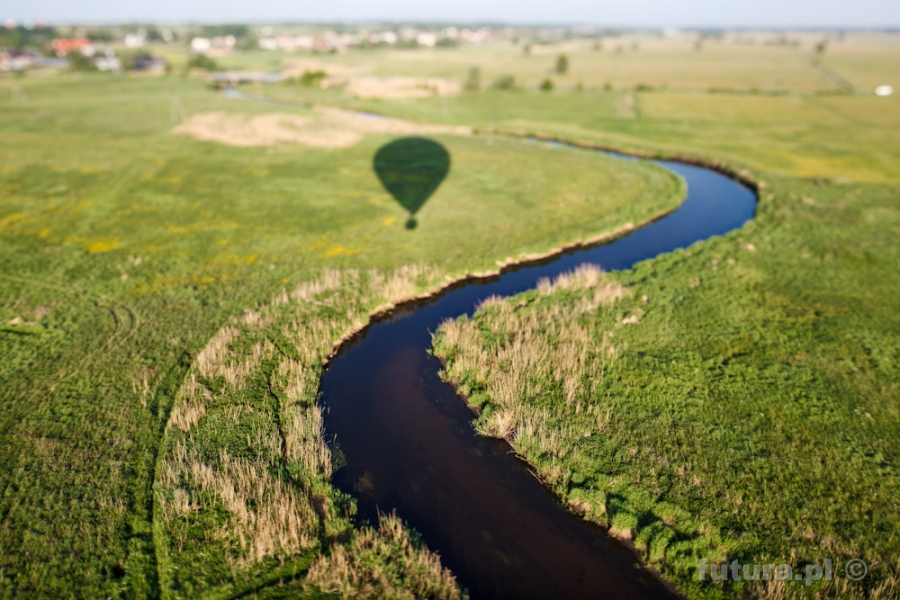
top-left (322, 243), bottom-right (361, 257)
top-left (87, 239), bottom-right (121, 254)
top-left (167, 221), bottom-right (239, 235)
top-left (0, 212), bottom-right (26, 231)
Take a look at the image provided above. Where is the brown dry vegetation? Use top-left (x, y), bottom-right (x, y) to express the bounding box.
top-left (434, 217), bottom-right (900, 600)
top-left (155, 264), bottom-right (464, 597)
top-left (438, 265), bottom-right (626, 448)
top-left (325, 76), bottom-right (462, 99)
top-left (305, 512), bottom-right (465, 600)
top-left (173, 107), bottom-right (469, 148)
top-left (753, 565), bottom-right (900, 600)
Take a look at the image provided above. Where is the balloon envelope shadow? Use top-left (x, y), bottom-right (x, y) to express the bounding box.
top-left (373, 137), bottom-right (450, 229)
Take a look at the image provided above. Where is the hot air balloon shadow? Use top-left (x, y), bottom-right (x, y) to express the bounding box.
top-left (373, 137), bottom-right (450, 229)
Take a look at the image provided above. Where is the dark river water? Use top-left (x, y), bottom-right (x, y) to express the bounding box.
top-left (319, 142), bottom-right (757, 599)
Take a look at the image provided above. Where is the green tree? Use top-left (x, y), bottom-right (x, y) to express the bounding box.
top-left (555, 54), bottom-right (568, 75)
top-left (67, 51), bottom-right (97, 72)
top-left (490, 75), bottom-right (516, 90)
top-left (201, 24), bottom-right (249, 38)
top-left (464, 67), bottom-right (481, 92)
top-left (539, 78), bottom-right (554, 92)
top-left (237, 35), bottom-right (259, 51)
top-left (186, 54), bottom-right (218, 71)
top-left (298, 70), bottom-right (327, 86)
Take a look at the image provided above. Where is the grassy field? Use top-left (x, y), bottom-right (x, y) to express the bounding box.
top-left (177, 32), bottom-right (862, 92)
top-left (224, 32), bottom-right (898, 184)
top-left (236, 93), bottom-right (900, 187)
top-left (1, 33), bottom-right (898, 599)
top-left (179, 30), bottom-right (898, 99)
top-left (415, 35), bottom-right (900, 600)
top-left (435, 176), bottom-right (900, 598)
top-left (0, 73), bottom-right (681, 597)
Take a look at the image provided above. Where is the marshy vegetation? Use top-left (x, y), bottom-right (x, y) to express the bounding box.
top-left (0, 74), bottom-right (683, 596)
top-left (2, 31), bottom-right (899, 598)
top-left (434, 176), bottom-right (900, 598)
top-left (156, 264), bottom-right (465, 597)
top-left (436, 264), bottom-right (626, 443)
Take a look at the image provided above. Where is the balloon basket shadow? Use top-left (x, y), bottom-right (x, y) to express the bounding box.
top-left (405, 217), bottom-right (418, 230)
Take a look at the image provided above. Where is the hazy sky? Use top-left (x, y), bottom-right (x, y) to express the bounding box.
top-left (5, 0), bottom-right (900, 28)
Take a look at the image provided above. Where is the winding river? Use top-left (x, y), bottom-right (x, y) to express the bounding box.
top-left (320, 144), bottom-right (757, 599)
top-left (223, 88), bottom-right (756, 597)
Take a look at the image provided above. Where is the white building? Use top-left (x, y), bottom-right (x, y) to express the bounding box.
top-left (190, 37), bottom-right (211, 54)
top-left (124, 32), bottom-right (145, 48)
top-left (416, 32), bottom-right (437, 47)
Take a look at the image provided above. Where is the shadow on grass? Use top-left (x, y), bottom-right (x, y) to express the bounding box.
top-left (373, 137), bottom-right (450, 229)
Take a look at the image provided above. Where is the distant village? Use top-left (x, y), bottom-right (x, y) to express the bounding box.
top-left (1, 20), bottom-right (870, 96)
top-left (0, 21), bottom-right (609, 73)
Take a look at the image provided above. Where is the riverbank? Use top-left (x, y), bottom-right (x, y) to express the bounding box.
top-left (319, 149), bottom-right (755, 599)
top-left (0, 75), bottom-right (682, 597)
top-left (433, 172), bottom-right (900, 599)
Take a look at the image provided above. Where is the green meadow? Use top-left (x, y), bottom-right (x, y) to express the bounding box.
top-left (1, 32), bottom-right (898, 598)
top-left (240, 33), bottom-right (899, 183)
top-left (0, 74), bottom-right (678, 597)
top-left (421, 36), bottom-right (900, 600)
top-left (435, 176), bottom-right (900, 598)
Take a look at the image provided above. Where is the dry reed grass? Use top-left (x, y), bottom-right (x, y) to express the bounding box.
top-left (752, 562), bottom-right (900, 600)
top-left (130, 364), bottom-right (156, 408)
top-left (168, 374), bottom-right (210, 432)
top-left (434, 264), bottom-right (634, 507)
top-left (174, 109), bottom-right (469, 149)
top-left (276, 356), bottom-right (332, 480)
top-left (367, 264), bottom-right (443, 303)
top-left (159, 442), bottom-right (318, 567)
top-left (194, 325), bottom-right (273, 391)
top-left (159, 314), bottom-right (319, 578)
top-left (157, 263), bottom-right (465, 596)
top-left (438, 265), bottom-right (624, 457)
top-left (288, 268), bottom-right (344, 303)
top-left (305, 512), bottom-right (466, 600)
top-left (436, 262), bottom-right (900, 598)
top-left (537, 263), bottom-right (628, 308)
top-left (324, 76), bottom-right (462, 100)
top-left (195, 326), bottom-right (240, 378)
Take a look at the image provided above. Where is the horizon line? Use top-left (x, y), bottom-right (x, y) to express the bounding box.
top-left (7, 19), bottom-right (900, 32)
